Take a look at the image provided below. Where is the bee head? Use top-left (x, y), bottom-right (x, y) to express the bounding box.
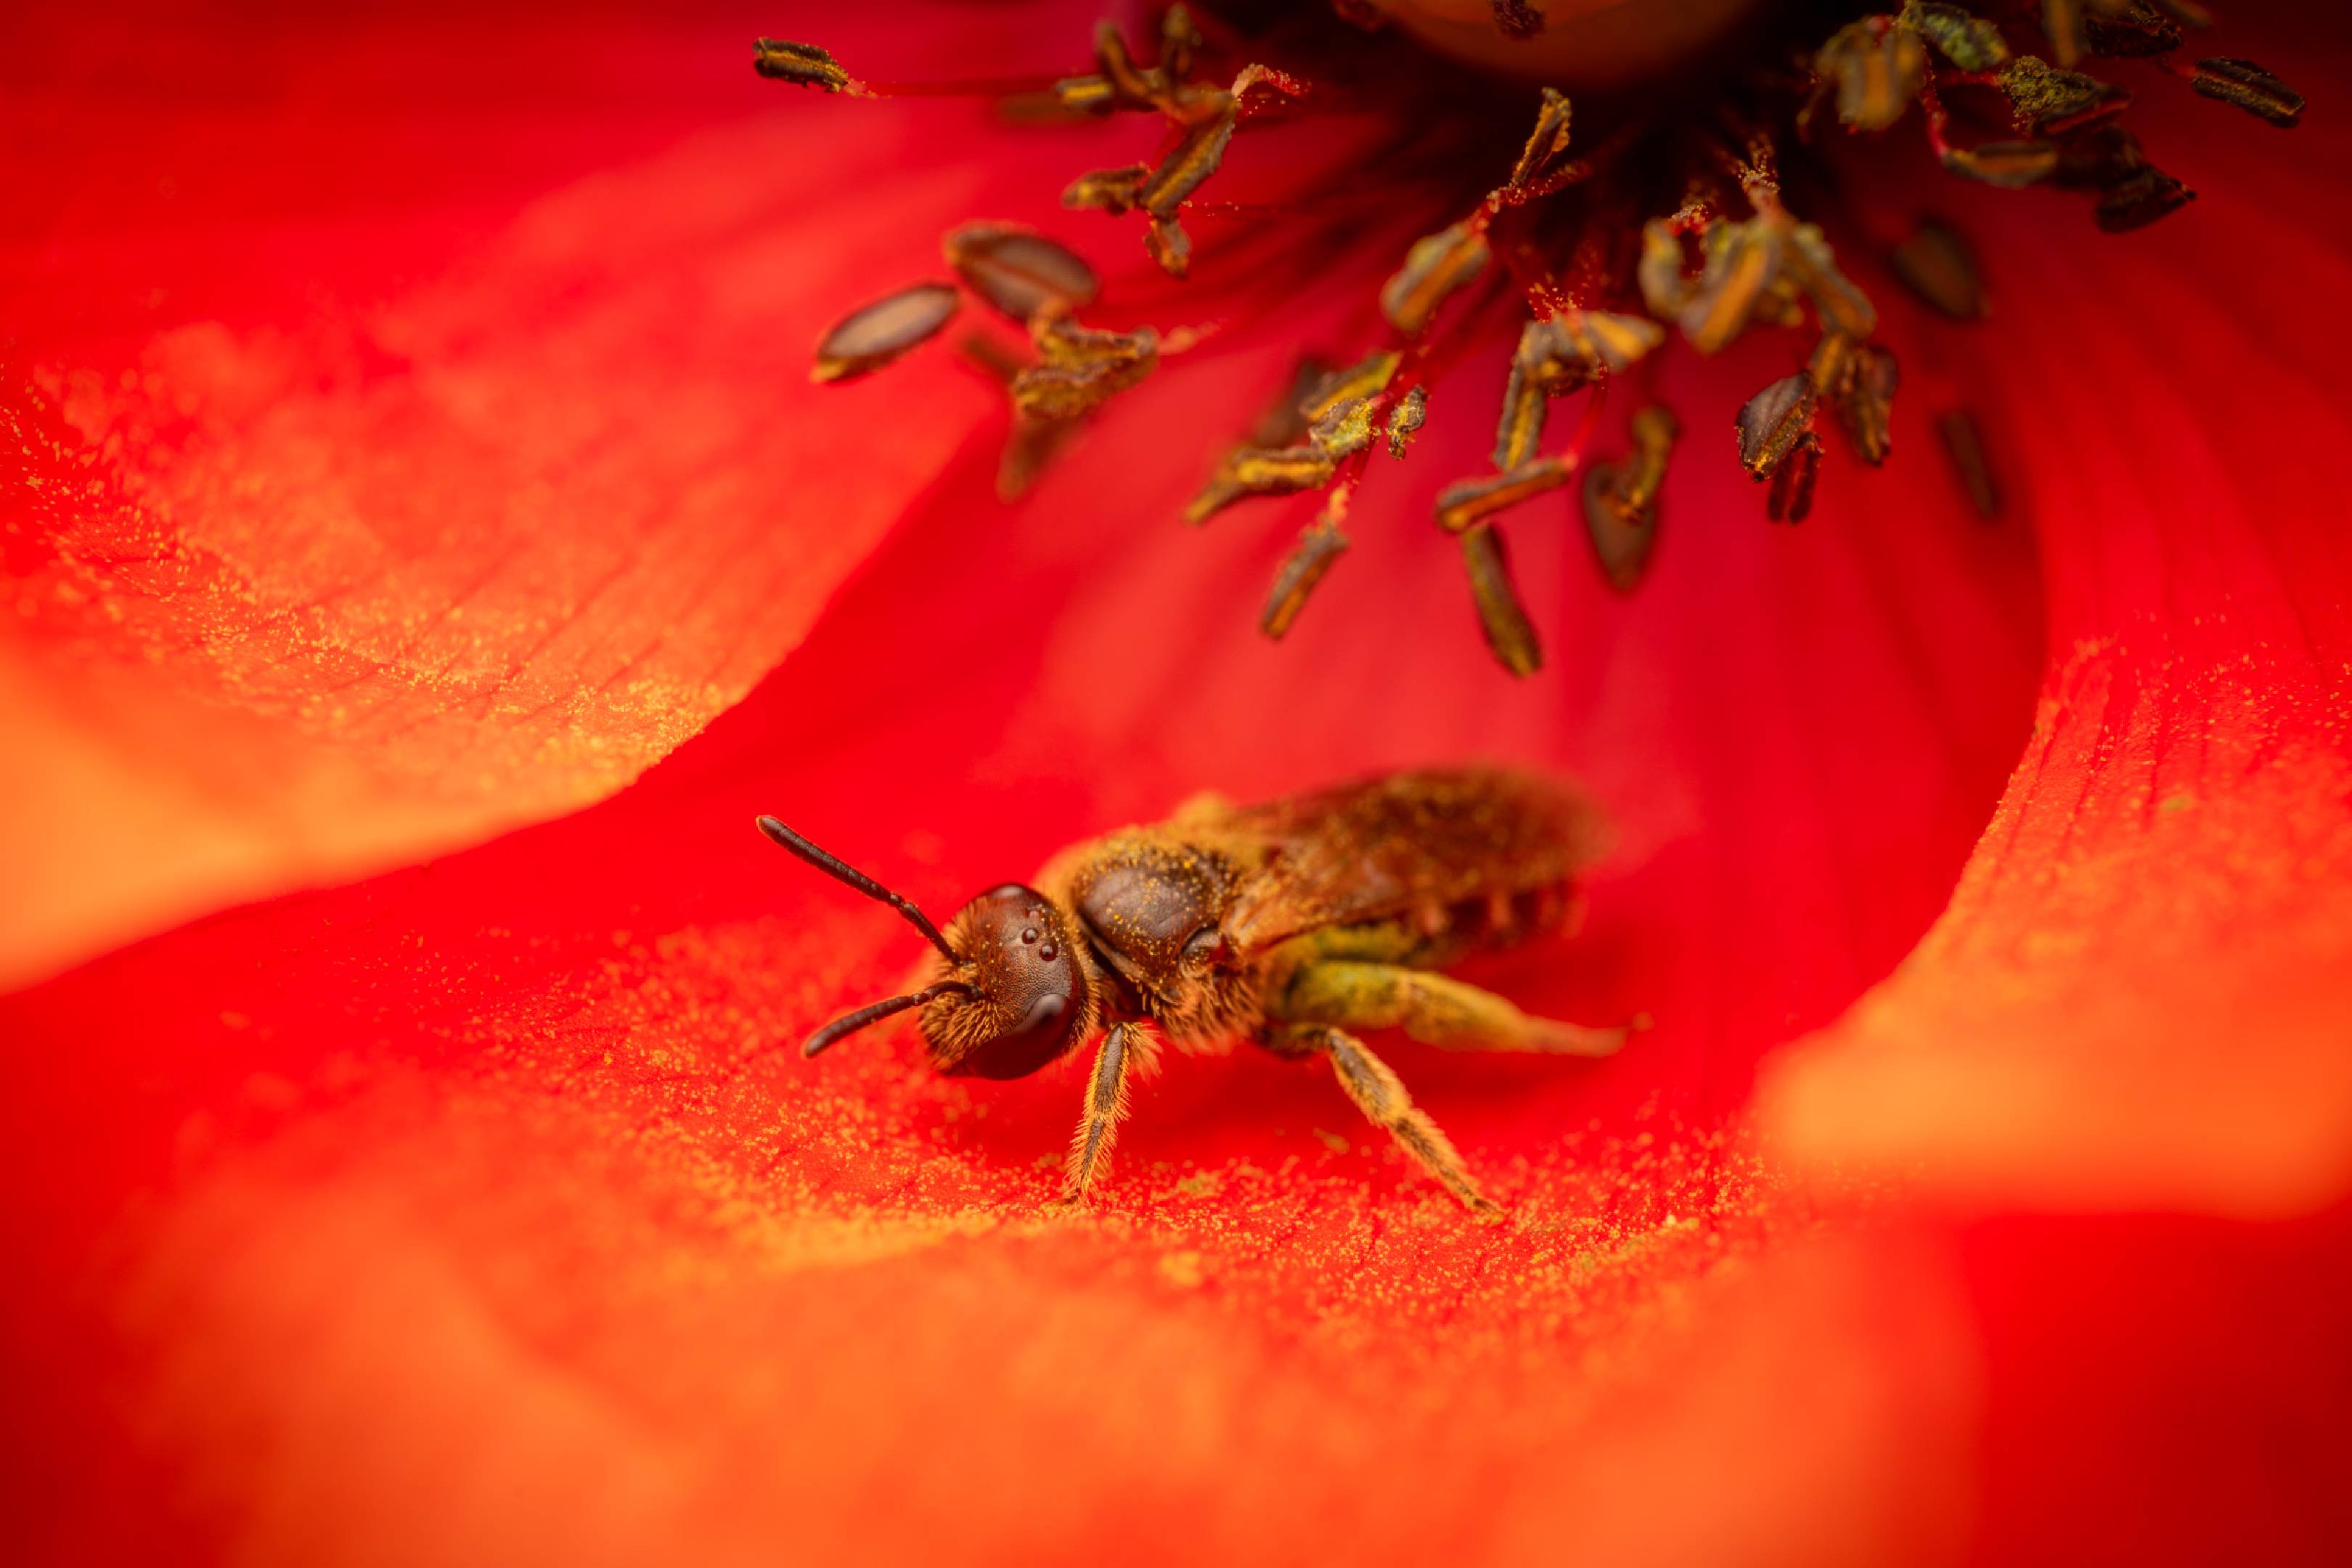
top-left (919, 885), bottom-right (1093, 1079)
top-left (756, 817), bottom-right (1092, 1081)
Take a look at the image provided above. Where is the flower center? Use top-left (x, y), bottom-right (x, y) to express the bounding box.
top-left (1372, 0), bottom-right (1766, 84)
top-left (763, 2), bottom-right (2304, 676)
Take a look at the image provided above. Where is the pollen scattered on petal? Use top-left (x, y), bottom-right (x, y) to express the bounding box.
top-left (812, 282), bottom-right (960, 382)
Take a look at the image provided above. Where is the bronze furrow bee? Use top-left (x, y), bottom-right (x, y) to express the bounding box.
top-left (758, 767), bottom-right (1635, 1213)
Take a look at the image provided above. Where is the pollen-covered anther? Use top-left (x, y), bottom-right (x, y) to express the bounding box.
top-left (2082, 2), bottom-right (2184, 57)
top-left (944, 225), bottom-right (1098, 323)
top-left (2052, 126), bottom-right (2194, 231)
top-left (2000, 54), bottom-right (2133, 136)
top-left (1436, 458), bottom-right (1573, 535)
top-left (1260, 512), bottom-right (1352, 640)
top-left (1063, 165), bottom-right (1151, 216)
top-left (1009, 316), bottom-right (1159, 419)
top-left (1938, 140), bottom-right (2061, 189)
top-left (1458, 527), bottom-right (1540, 678)
top-left (1500, 87), bottom-right (1577, 200)
top-left (1382, 222), bottom-right (1493, 335)
top-left (1384, 389), bottom-right (1429, 459)
top-left (1582, 405), bottom-right (1678, 592)
top-left (1816, 17), bottom-right (1927, 133)
top-left (812, 282), bottom-right (960, 382)
top-left (753, 38), bottom-right (861, 94)
top-left (1901, 2), bottom-right (2010, 71)
top-left (1735, 372), bottom-right (1819, 482)
top-left (2192, 58), bottom-right (2306, 128)
top-left (1812, 336), bottom-right (1900, 466)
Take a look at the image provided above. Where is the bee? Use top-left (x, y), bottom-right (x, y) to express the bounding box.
top-left (758, 767), bottom-right (1634, 1213)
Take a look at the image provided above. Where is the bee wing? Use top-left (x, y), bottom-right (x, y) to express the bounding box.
top-left (1214, 767), bottom-right (1609, 955)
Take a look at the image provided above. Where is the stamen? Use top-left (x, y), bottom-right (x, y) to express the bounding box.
top-left (1261, 510), bottom-right (1352, 640)
top-left (1385, 388), bottom-right (1429, 458)
top-left (1459, 526), bottom-right (1540, 677)
top-left (754, 38), bottom-right (861, 95)
top-left (1735, 372), bottom-right (1818, 482)
top-left (1381, 222), bottom-right (1493, 335)
top-left (1583, 404), bottom-right (1679, 592)
top-left (1904, 3), bottom-right (2012, 72)
top-left (1766, 433), bottom-right (1823, 524)
top-left (770, 0), bottom-right (2300, 669)
top-left (2001, 56), bottom-right (2133, 136)
top-left (1937, 409), bottom-right (2002, 519)
top-left (812, 282), bottom-right (960, 383)
top-left (1436, 457), bottom-right (1572, 534)
top-left (1889, 219), bottom-right (1987, 319)
top-left (944, 225), bottom-right (1098, 322)
top-left (1818, 18), bottom-right (1928, 133)
top-left (2085, 4), bottom-right (2184, 57)
top-left (2189, 58), bottom-right (2305, 127)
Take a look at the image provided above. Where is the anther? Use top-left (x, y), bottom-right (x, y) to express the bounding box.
top-left (1261, 513), bottom-right (1352, 640)
top-left (812, 282), bottom-right (960, 382)
top-left (944, 226), bottom-right (1098, 323)
top-left (1382, 222), bottom-right (1493, 335)
top-left (1889, 219), bottom-right (1988, 319)
top-left (1459, 527), bottom-right (1541, 678)
top-left (754, 38), bottom-right (859, 94)
top-left (1734, 372), bottom-right (1818, 480)
top-left (1904, 4), bottom-right (2011, 71)
top-left (1937, 409), bottom-right (2002, 518)
top-left (2190, 59), bottom-right (2304, 128)
top-left (1437, 457), bottom-right (1572, 534)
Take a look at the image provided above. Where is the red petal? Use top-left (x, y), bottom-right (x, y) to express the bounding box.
top-left (0, 6), bottom-right (1037, 986)
top-left (1762, 52), bottom-right (2352, 1216)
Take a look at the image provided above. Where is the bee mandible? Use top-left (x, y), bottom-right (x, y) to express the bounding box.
top-left (758, 767), bottom-right (1635, 1213)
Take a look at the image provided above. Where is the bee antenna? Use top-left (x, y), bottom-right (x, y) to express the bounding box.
top-left (756, 814), bottom-right (963, 963)
top-left (802, 981), bottom-right (971, 1058)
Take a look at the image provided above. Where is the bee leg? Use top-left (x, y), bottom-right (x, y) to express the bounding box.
top-left (1280, 960), bottom-right (1628, 1056)
top-left (1062, 1021), bottom-right (1153, 1203)
top-left (1281, 1024), bottom-right (1499, 1216)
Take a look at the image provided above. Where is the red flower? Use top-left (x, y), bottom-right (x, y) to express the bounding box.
top-left (3, 2), bottom-right (2348, 1562)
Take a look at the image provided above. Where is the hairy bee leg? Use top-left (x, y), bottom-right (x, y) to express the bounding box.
top-left (1283, 1024), bottom-right (1498, 1216)
top-left (1063, 1021), bottom-right (1151, 1202)
top-left (1279, 960), bottom-right (1628, 1056)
